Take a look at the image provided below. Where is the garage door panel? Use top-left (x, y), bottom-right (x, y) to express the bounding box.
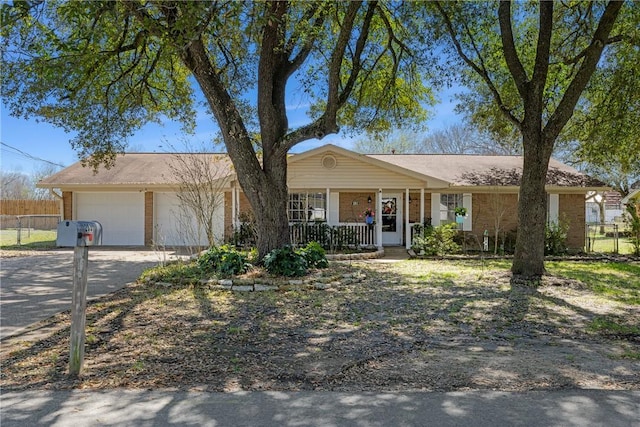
top-left (155, 192), bottom-right (223, 247)
top-left (76, 193), bottom-right (144, 245)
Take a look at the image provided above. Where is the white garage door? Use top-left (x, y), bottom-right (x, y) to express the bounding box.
top-left (154, 192), bottom-right (224, 247)
top-left (76, 192), bottom-right (144, 245)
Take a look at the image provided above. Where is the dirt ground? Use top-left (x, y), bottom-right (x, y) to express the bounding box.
top-left (1, 258), bottom-right (638, 392)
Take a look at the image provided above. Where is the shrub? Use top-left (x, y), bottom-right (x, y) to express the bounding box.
top-left (264, 246), bottom-right (308, 277)
top-left (298, 241), bottom-right (329, 268)
top-left (198, 245), bottom-right (250, 277)
top-left (545, 218), bottom-right (569, 255)
top-left (411, 222), bottom-right (460, 257)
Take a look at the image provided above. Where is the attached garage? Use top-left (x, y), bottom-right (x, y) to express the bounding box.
top-left (75, 192), bottom-right (144, 245)
top-left (154, 192), bottom-right (224, 247)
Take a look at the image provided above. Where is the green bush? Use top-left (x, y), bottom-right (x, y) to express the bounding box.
top-left (545, 219), bottom-right (569, 255)
top-left (411, 222), bottom-right (460, 257)
top-left (198, 245), bottom-right (250, 277)
top-left (298, 241), bottom-right (329, 268)
top-left (264, 246), bottom-right (308, 277)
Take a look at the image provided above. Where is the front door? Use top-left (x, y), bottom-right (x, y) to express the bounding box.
top-left (381, 194), bottom-right (402, 245)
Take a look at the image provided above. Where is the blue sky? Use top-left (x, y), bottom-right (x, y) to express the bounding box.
top-left (0, 87), bottom-right (462, 176)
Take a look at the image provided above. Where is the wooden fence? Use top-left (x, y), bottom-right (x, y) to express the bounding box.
top-left (0, 199), bottom-right (59, 215)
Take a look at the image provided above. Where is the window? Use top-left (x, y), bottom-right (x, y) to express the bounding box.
top-left (381, 197), bottom-right (397, 232)
top-left (288, 192), bottom-right (326, 222)
top-left (440, 194), bottom-right (463, 225)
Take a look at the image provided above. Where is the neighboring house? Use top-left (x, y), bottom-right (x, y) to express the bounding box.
top-left (586, 191), bottom-right (624, 224)
top-left (621, 189), bottom-right (640, 215)
top-left (38, 144), bottom-right (606, 250)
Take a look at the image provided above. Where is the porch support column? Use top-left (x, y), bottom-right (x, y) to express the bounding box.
top-left (326, 188), bottom-right (330, 223)
top-left (232, 183), bottom-right (241, 228)
top-left (376, 188), bottom-right (383, 249)
top-left (420, 188), bottom-right (425, 225)
top-left (231, 183), bottom-right (237, 229)
top-left (405, 188), bottom-right (411, 249)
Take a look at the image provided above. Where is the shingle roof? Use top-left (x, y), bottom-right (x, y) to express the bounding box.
top-left (367, 154), bottom-right (605, 187)
top-left (38, 146), bottom-right (604, 189)
top-left (38, 153), bottom-right (234, 187)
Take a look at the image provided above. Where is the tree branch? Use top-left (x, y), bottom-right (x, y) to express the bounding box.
top-left (284, 3), bottom-right (326, 77)
top-left (545, 0), bottom-right (623, 141)
top-left (531, 1), bottom-right (553, 98)
top-left (561, 34), bottom-right (625, 65)
top-left (435, 1), bottom-right (522, 129)
top-left (498, 1), bottom-right (529, 98)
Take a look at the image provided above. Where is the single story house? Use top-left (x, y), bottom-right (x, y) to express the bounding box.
top-left (38, 144), bottom-right (605, 250)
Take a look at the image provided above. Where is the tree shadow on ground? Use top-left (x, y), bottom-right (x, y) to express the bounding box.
top-left (2, 259), bottom-right (638, 392)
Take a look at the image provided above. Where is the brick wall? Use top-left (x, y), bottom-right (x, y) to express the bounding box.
top-left (223, 191), bottom-right (252, 240)
top-left (144, 192), bottom-right (153, 246)
top-left (408, 192), bottom-right (431, 223)
top-left (338, 192), bottom-right (373, 222)
top-left (560, 193), bottom-right (585, 250)
top-left (62, 192), bottom-right (72, 220)
top-left (471, 193), bottom-right (519, 238)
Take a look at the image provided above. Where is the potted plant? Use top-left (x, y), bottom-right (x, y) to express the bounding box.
top-left (363, 208), bottom-right (375, 226)
top-left (454, 206), bottom-right (467, 224)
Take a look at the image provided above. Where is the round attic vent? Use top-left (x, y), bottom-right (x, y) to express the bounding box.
top-left (322, 154), bottom-right (337, 169)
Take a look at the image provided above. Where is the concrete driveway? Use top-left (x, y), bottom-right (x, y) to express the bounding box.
top-left (0, 248), bottom-right (186, 340)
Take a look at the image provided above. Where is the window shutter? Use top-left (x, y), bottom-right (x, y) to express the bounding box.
top-left (463, 193), bottom-right (472, 231)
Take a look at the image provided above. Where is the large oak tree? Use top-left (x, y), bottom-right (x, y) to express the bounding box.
top-left (433, 0), bottom-right (626, 279)
top-left (1, 1), bottom-right (431, 257)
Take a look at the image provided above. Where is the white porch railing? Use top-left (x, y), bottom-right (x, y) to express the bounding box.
top-left (289, 222), bottom-right (376, 248)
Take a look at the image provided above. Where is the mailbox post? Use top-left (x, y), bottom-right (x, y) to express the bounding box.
top-left (56, 221), bottom-right (102, 377)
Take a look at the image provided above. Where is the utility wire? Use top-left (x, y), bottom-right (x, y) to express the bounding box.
top-left (0, 141), bottom-right (66, 168)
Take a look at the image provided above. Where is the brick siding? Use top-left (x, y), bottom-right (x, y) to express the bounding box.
top-left (144, 192), bottom-right (153, 246)
top-left (62, 191), bottom-right (72, 220)
top-left (471, 193), bottom-right (519, 238)
top-left (223, 191), bottom-right (252, 240)
top-left (559, 193), bottom-right (585, 250)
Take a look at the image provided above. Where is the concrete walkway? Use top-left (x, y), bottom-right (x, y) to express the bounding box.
top-left (0, 248), bottom-right (184, 340)
top-left (1, 390), bottom-right (638, 426)
top-left (376, 246), bottom-right (410, 262)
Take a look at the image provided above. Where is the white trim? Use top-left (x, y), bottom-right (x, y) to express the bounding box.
top-left (548, 193), bottom-right (559, 224)
top-left (328, 191), bottom-right (339, 225)
top-left (621, 189), bottom-right (640, 204)
top-left (462, 193), bottom-right (472, 231)
top-left (231, 185), bottom-right (237, 228)
top-left (405, 188), bottom-right (411, 249)
top-left (376, 189), bottom-right (383, 248)
top-left (431, 193), bottom-right (441, 226)
top-left (420, 188), bottom-right (425, 225)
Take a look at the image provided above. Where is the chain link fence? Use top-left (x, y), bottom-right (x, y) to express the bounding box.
top-left (585, 222), bottom-right (633, 254)
top-left (0, 214), bottom-right (60, 246)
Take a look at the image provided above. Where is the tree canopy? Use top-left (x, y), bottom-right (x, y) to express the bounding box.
top-left (433, 0), bottom-right (627, 278)
top-left (2, 0), bottom-right (434, 257)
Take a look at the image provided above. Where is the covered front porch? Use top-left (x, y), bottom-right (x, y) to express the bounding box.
top-left (230, 186), bottom-right (455, 249)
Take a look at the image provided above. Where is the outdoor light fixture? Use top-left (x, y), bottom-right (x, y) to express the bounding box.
top-left (367, 195), bottom-right (372, 204)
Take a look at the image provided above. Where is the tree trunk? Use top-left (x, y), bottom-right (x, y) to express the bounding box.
top-left (511, 131), bottom-right (553, 279)
top-left (598, 199), bottom-right (606, 234)
top-left (236, 150), bottom-right (291, 260)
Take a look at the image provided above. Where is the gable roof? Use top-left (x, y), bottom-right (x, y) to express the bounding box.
top-left (38, 153), bottom-right (234, 188)
top-left (621, 188), bottom-right (640, 204)
top-left (288, 144), bottom-right (449, 187)
top-left (368, 153), bottom-right (604, 188)
top-left (38, 144), bottom-right (605, 190)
